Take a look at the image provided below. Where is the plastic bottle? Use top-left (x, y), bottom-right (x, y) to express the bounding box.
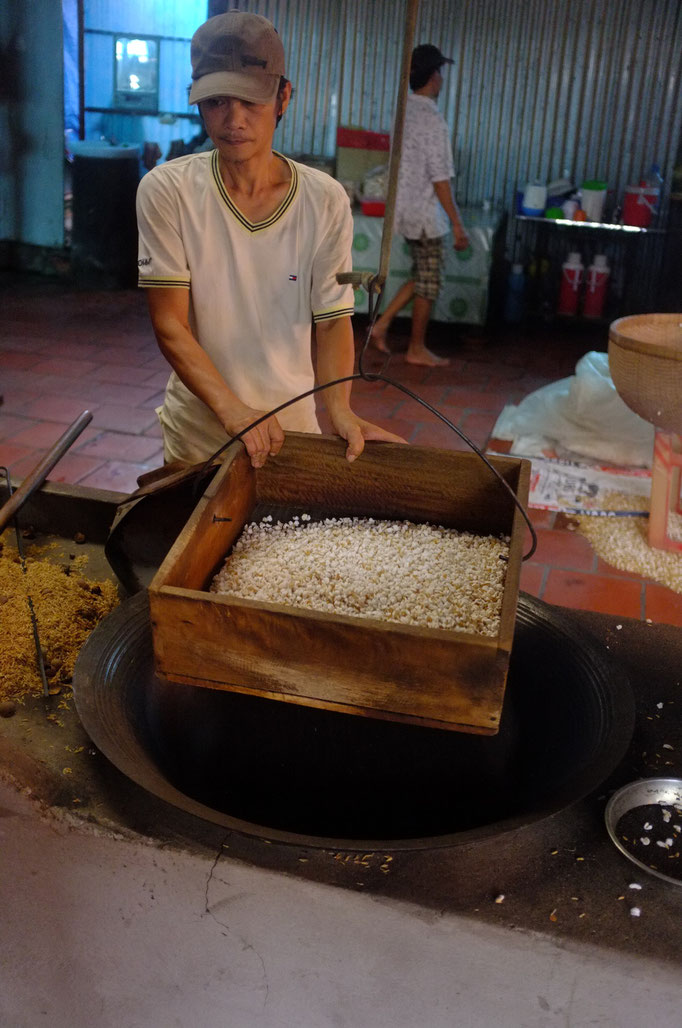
top-left (521, 180), bottom-right (547, 216)
top-left (583, 254), bottom-right (610, 319)
top-left (557, 251), bottom-right (584, 316)
top-left (504, 263), bottom-right (526, 323)
top-left (646, 163), bottom-right (663, 211)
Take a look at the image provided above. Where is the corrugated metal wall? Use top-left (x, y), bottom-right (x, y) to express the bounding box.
top-left (84, 0), bottom-right (682, 213)
top-left (240, 0), bottom-right (682, 305)
top-left (237, 0), bottom-right (682, 220)
top-left (81, 0), bottom-right (681, 303)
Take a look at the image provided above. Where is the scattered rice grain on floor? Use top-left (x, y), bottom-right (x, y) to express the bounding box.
top-left (212, 515), bottom-right (510, 636)
top-left (575, 493), bottom-right (682, 595)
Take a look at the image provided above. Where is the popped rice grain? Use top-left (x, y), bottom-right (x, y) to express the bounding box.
top-left (211, 515), bottom-right (509, 636)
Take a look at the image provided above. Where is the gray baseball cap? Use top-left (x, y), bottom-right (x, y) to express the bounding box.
top-left (189, 12), bottom-right (285, 105)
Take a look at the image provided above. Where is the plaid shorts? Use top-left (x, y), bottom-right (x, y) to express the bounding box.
top-left (405, 235), bottom-right (444, 301)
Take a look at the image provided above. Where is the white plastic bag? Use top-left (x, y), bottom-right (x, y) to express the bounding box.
top-left (493, 351), bottom-right (654, 467)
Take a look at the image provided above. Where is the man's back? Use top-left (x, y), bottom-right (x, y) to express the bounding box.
top-left (395, 93), bottom-right (454, 240)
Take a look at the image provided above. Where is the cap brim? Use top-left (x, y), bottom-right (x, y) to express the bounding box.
top-left (189, 71), bottom-right (280, 105)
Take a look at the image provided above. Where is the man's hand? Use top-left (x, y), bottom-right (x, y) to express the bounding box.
top-left (432, 181), bottom-right (469, 253)
top-left (315, 315), bottom-right (406, 462)
top-left (223, 407), bottom-right (285, 469)
top-left (147, 288), bottom-right (284, 468)
top-left (453, 230), bottom-right (470, 252)
top-left (331, 411), bottom-right (407, 464)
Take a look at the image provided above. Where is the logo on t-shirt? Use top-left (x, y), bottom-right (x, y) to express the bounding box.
top-left (138, 257), bottom-right (152, 267)
top-left (288, 274), bottom-right (297, 281)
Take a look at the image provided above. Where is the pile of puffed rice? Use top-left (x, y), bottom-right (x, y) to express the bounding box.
top-left (211, 514), bottom-right (510, 636)
top-left (575, 492), bottom-right (682, 594)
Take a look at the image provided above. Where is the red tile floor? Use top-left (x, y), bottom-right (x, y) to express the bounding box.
top-left (1, 274), bottom-right (681, 628)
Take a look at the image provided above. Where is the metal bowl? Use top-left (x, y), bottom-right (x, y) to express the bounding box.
top-left (605, 778), bottom-right (682, 887)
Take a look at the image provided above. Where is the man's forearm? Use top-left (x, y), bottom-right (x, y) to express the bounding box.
top-left (433, 179), bottom-right (466, 235)
top-left (314, 314), bottom-right (407, 460)
top-left (314, 316), bottom-right (356, 418)
top-left (146, 288), bottom-right (285, 467)
top-left (146, 289), bottom-right (247, 430)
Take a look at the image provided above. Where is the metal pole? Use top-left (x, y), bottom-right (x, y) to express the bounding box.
top-left (0, 411), bottom-right (93, 534)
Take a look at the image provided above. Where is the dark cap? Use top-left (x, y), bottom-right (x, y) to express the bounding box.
top-left (411, 44), bottom-right (454, 75)
top-left (189, 11), bottom-right (285, 105)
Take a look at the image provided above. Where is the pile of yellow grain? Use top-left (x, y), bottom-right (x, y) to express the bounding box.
top-left (0, 540), bottom-right (118, 701)
top-left (575, 492), bottom-right (682, 594)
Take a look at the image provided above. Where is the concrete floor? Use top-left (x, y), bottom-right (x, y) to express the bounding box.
top-left (2, 781), bottom-right (682, 1028)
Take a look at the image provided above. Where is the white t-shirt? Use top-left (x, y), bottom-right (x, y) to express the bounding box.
top-left (395, 94), bottom-right (454, 240)
top-left (136, 150), bottom-right (355, 462)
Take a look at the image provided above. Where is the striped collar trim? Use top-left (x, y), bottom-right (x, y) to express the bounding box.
top-left (211, 150), bottom-right (298, 232)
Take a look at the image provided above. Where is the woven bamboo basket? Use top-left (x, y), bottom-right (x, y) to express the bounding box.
top-left (608, 314), bottom-right (682, 433)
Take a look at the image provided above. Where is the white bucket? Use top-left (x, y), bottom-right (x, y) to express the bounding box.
top-left (521, 182), bottom-right (547, 216)
top-left (581, 182), bottom-right (607, 222)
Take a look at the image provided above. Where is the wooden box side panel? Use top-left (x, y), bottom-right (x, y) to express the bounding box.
top-left (149, 590), bottom-right (505, 733)
top-left (255, 434), bottom-right (522, 536)
top-left (149, 449), bottom-right (255, 593)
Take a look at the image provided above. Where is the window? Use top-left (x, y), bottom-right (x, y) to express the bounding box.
top-left (113, 36), bottom-right (159, 113)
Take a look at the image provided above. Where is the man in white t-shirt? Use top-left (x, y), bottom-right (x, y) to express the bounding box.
top-left (137, 11), bottom-right (404, 467)
top-left (371, 44), bottom-right (469, 367)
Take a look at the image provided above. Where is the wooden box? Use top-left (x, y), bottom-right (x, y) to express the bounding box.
top-left (148, 434), bottom-right (530, 735)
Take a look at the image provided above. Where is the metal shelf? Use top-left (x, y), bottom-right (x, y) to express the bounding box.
top-left (515, 215), bottom-right (666, 235)
top-left (512, 213), bottom-right (668, 320)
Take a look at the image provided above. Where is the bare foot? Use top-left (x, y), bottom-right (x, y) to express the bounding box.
top-left (370, 323), bottom-right (391, 354)
top-left (405, 347), bottom-right (450, 367)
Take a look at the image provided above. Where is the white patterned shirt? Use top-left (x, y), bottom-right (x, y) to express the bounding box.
top-left (395, 94), bottom-right (455, 240)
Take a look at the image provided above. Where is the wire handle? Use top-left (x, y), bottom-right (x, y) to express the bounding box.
top-left (191, 363), bottom-right (537, 561)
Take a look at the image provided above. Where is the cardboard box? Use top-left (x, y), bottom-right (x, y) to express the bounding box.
top-left (336, 126), bottom-right (390, 193)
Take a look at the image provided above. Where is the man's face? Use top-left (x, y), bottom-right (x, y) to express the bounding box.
top-left (200, 83), bottom-right (291, 164)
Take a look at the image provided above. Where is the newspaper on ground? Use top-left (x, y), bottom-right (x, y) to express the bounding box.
top-left (489, 453), bottom-right (651, 517)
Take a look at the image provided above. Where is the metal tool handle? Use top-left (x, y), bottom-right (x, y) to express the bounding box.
top-left (336, 271), bottom-right (381, 293)
top-left (377, 0), bottom-right (419, 288)
top-left (0, 410), bottom-right (93, 533)
top-left (335, 0), bottom-right (419, 294)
